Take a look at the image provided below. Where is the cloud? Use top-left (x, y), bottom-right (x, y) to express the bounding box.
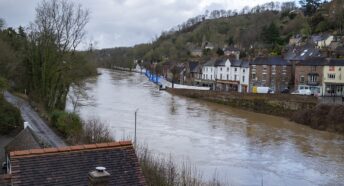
top-left (0, 0), bottom-right (291, 49)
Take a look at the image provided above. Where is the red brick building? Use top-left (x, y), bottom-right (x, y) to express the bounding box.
top-left (294, 57), bottom-right (326, 93)
top-left (250, 56), bottom-right (292, 92)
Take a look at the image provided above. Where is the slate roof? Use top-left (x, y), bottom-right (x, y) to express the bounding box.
top-left (252, 56), bottom-right (289, 65)
top-left (224, 46), bottom-right (240, 52)
top-left (214, 58), bottom-right (226, 66)
top-left (5, 127), bottom-right (42, 155)
top-left (231, 59), bottom-right (242, 67)
top-left (9, 141), bottom-right (145, 186)
top-left (203, 59), bottom-right (216, 67)
top-left (284, 44), bottom-right (322, 61)
top-left (188, 61), bottom-right (200, 72)
top-left (297, 57), bottom-right (327, 66)
top-left (328, 59), bottom-right (344, 66)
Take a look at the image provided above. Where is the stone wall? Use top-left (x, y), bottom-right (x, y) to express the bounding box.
top-left (167, 89), bottom-right (317, 118)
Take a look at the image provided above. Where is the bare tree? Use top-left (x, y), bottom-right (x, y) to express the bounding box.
top-left (26, 0), bottom-right (90, 111)
top-left (68, 82), bottom-right (90, 113)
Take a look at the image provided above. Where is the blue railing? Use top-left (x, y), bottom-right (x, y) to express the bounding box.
top-left (145, 70), bottom-right (161, 85)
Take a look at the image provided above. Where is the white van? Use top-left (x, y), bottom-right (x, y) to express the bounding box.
top-left (252, 86), bottom-right (274, 94)
top-left (292, 85), bottom-right (320, 96)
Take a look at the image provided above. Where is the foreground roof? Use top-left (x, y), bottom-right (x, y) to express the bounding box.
top-left (9, 141), bottom-right (145, 186)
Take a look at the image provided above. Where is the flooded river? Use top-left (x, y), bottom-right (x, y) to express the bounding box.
top-left (68, 69), bottom-right (344, 186)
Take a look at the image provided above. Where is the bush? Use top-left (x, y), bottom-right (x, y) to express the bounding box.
top-left (82, 119), bottom-right (113, 144)
top-left (0, 95), bottom-right (23, 134)
top-left (50, 110), bottom-right (83, 139)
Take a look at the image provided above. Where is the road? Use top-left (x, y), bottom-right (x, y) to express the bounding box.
top-left (4, 92), bottom-right (66, 147)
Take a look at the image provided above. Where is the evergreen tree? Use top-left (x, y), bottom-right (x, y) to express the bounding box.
top-left (299, 0), bottom-right (322, 16)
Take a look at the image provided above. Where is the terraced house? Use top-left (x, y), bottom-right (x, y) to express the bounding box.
top-left (322, 59), bottom-right (344, 96)
top-left (249, 56), bottom-right (291, 92)
top-left (201, 58), bottom-right (250, 92)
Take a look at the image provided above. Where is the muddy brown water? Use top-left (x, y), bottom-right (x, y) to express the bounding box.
top-left (67, 69), bottom-right (344, 186)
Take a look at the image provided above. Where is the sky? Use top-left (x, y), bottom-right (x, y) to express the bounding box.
top-left (0, 0), bottom-right (292, 49)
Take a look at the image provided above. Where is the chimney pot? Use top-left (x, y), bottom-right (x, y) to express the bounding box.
top-left (88, 166), bottom-right (110, 186)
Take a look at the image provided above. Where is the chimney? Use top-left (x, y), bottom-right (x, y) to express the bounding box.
top-left (88, 167), bottom-right (110, 186)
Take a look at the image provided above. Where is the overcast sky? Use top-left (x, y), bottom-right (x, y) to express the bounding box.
top-left (0, 0), bottom-right (292, 49)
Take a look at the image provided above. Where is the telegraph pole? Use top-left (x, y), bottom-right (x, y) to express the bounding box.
top-left (134, 108), bottom-right (139, 147)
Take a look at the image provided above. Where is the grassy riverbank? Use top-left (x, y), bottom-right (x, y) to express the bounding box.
top-left (167, 88), bottom-right (344, 135)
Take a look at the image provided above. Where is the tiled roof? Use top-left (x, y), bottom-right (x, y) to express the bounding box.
top-left (10, 141), bottom-right (145, 186)
top-left (252, 56), bottom-right (289, 65)
top-left (5, 127), bottom-right (42, 154)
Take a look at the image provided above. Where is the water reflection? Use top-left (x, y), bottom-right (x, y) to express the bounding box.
top-left (68, 69), bottom-right (344, 186)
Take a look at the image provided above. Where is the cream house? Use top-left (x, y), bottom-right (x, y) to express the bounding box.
top-left (322, 59), bottom-right (344, 96)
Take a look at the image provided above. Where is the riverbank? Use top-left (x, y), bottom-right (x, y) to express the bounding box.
top-left (167, 88), bottom-right (344, 134)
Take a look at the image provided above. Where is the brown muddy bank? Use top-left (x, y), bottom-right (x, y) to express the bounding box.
top-left (167, 88), bottom-right (344, 134)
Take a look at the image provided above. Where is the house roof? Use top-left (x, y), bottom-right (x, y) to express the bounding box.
top-left (214, 58), bottom-right (226, 66)
top-left (9, 141), bottom-right (145, 186)
top-left (224, 46), bottom-right (240, 52)
top-left (252, 56), bottom-right (289, 65)
top-left (203, 59), bottom-right (216, 67)
top-left (188, 61), bottom-right (200, 72)
top-left (328, 59), bottom-right (344, 66)
top-left (5, 127), bottom-right (42, 154)
top-left (284, 44), bottom-right (322, 61)
top-left (297, 57), bottom-right (327, 66)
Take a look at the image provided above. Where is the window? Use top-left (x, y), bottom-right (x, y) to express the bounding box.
top-left (243, 69), bottom-right (245, 73)
top-left (235, 68), bottom-right (237, 72)
top-left (263, 65), bottom-right (267, 71)
top-left (211, 75), bottom-right (212, 80)
top-left (252, 73), bottom-right (256, 80)
top-left (272, 65), bottom-right (276, 71)
top-left (300, 76), bottom-right (305, 83)
top-left (242, 76), bottom-right (245, 82)
top-left (206, 74), bottom-right (208, 79)
top-left (308, 75), bottom-right (318, 82)
top-left (234, 75), bottom-right (237, 80)
top-left (227, 67), bottom-right (229, 72)
top-left (227, 74), bottom-right (229, 80)
top-left (220, 74), bottom-right (222, 80)
top-left (220, 67), bottom-right (222, 71)
top-left (328, 74), bottom-right (336, 79)
top-left (262, 74), bottom-right (266, 81)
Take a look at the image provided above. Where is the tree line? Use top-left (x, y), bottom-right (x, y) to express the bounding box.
top-left (0, 0), bottom-right (97, 112)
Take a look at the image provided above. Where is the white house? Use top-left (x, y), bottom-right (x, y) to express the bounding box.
top-left (202, 58), bottom-right (250, 92)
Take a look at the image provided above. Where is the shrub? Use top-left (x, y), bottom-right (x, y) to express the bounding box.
top-left (82, 119), bottom-right (113, 144)
top-left (0, 95), bottom-right (23, 134)
top-left (50, 110), bottom-right (83, 139)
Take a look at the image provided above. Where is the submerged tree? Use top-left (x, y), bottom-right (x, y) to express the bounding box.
top-left (26, 0), bottom-right (90, 110)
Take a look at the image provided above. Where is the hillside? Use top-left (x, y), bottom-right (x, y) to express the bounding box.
top-left (93, 0), bottom-right (344, 68)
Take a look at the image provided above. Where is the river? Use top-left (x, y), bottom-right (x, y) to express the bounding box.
top-left (67, 68), bottom-right (344, 186)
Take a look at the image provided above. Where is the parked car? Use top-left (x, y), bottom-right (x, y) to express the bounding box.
top-left (291, 89), bottom-right (312, 95)
top-left (281, 88), bottom-right (290, 94)
top-left (252, 86), bottom-right (274, 94)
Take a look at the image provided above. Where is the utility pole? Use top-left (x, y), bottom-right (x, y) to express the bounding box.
top-left (134, 108), bottom-right (139, 148)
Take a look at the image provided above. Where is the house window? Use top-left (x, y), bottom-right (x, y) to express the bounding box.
top-left (308, 75), bottom-right (318, 82)
top-left (252, 73), bottom-right (256, 80)
top-left (300, 75), bottom-right (305, 83)
top-left (227, 74), bottom-right (229, 80)
top-left (242, 76), bottom-right (245, 82)
top-left (328, 74), bottom-right (336, 79)
top-left (235, 68), bottom-right (237, 72)
top-left (220, 67), bottom-right (222, 71)
top-left (211, 75), bottom-right (212, 80)
top-left (227, 67), bottom-right (229, 72)
top-left (220, 74), bottom-right (223, 80)
top-left (206, 74), bottom-right (208, 79)
top-left (272, 65), bottom-right (276, 71)
top-left (263, 65), bottom-right (267, 71)
top-left (234, 75), bottom-right (237, 80)
top-left (243, 69), bottom-right (245, 73)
